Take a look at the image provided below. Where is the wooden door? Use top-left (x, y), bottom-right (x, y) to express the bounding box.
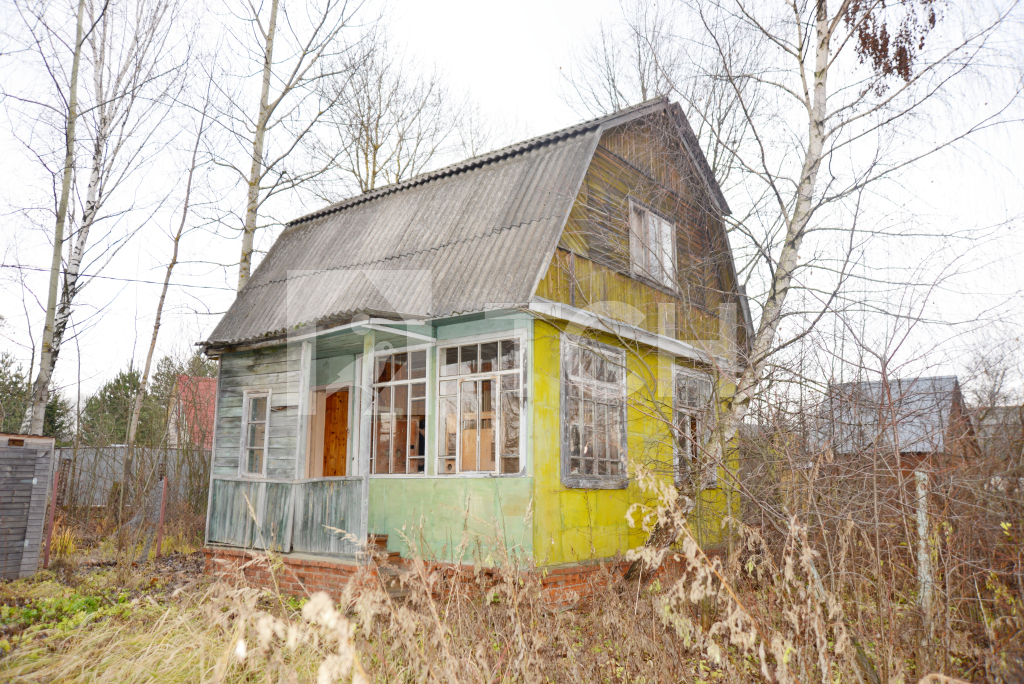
top-left (323, 390), bottom-right (348, 477)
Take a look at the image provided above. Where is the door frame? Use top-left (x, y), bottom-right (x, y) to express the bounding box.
top-left (306, 381), bottom-right (355, 479)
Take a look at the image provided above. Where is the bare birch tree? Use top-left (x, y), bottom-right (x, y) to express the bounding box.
top-left (7, 0), bottom-right (186, 434)
top-left (562, 0), bottom-right (1023, 577)
top-left (218, 0), bottom-right (372, 290)
top-left (309, 35), bottom-right (461, 198)
top-left (7, 0), bottom-right (91, 436)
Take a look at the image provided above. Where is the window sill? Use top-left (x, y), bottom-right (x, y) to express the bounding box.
top-left (561, 475), bottom-right (629, 490)
top-left (368, 472), bottom-right (528, 480)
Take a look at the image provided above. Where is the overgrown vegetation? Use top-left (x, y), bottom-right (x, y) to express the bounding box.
top-left (2, 464), bottom-right (1021, 683)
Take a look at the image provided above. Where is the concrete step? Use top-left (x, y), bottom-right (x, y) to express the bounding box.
top-left (378, 566), bottom-right (410, 600)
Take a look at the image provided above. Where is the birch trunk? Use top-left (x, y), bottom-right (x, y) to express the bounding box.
top-left (626, 0), bottom-right (831, 576)
top-left (915, 467), bottom-right (934, 665)
top-left (21, 0), bottom-right (88, 436)
top-left (237, 0), bottom-right (279, 291)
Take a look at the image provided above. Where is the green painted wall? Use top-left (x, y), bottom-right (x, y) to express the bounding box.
top-left (364, 313), bottom-right (536, 564)
top-left (314, 354), bottom-right (355, 387)
top-left (367, 477), bottom-right (534, 564)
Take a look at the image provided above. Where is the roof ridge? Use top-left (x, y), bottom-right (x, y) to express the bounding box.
top-left (283, 98), bottom-right (669, 229)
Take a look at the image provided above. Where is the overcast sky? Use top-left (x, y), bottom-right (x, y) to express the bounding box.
top-left (1, 0), bottom-right (1022, 402)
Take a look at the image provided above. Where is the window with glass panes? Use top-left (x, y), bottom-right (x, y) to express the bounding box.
top-left (673, 367), bottom-right (714, 487)
top-left (437, 338), bottom-right (522, 475)
top-left (372, 350), bottom-right (428, 474)
top-left (629, 201), bottom-right (677, 289)
top-left (241, 391), bottom-right (269, 476)
top-left (561, 336), bottom-right (627, 488)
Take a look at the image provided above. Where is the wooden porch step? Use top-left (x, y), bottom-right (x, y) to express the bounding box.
top-left (367, 535), bottom-right (401, 564)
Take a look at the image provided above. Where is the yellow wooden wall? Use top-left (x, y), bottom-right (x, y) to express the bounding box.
top-left (535, 120), bottom-right (746, 353)
top-left (530, 117), bottom-right (742, 565)
top-left (530, 320), bottom-right (737, 565)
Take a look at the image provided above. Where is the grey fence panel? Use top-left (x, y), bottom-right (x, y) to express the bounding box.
top-left (291, 478), bottom-right (362, 557)
top-left (0, 446), bottom-right (52, 579)
top-left (55, 447), bottom-right (211, 516)
top-left (21, 446), bottom-right (53, 577)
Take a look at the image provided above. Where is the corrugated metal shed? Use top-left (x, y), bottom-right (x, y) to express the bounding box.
top-left (824, 376), bottom-right (963, 455)
top-left (206, 98), bottom-right (730, 348)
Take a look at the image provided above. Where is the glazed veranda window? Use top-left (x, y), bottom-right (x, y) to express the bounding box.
top-left (372, 350), bottom-right (428, 474)
top-left (437, 339), bottom-right (522, 476)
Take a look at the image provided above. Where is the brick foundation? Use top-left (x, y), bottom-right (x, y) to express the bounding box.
top-left (203, 545), bottom-right (691, 605)
top-left (203, 546), bottom-right (376, 599)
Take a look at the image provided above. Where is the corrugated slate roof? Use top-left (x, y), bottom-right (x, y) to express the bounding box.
top-left (824, 376), bottom-right (962, 454)
top-left (206, 98), bottom-right (729, 347)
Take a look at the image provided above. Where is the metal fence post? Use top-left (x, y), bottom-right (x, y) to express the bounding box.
top-left (155, 476), bottom-right (168, 560)
top-left (42, 468), bottom-right (60, 569)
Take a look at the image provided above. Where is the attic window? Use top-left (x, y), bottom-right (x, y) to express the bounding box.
top-left (629, 201), bottom-right (677, 289)
top-left (560, 334), bottom-right (628, 489)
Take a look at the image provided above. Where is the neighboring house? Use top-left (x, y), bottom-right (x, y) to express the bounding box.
top-left (823, 376), bottom-right (978, 469)
top-left (973, 405), bottom-right (1024, 461)
top-left (971, 405), bottom-right (1024, 493)
top-left (167, 375), bottom-right (217, 450)
top-left (201, 99), bottom-right (751, 591)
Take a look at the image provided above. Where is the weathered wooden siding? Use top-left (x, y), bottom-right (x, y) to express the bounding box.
top-left (206, 478), bottom-right (293, 551)
top-left (0, 444), bottom-right (53, 579)
top-left (208, 476), bottom-right (361, 557)
top-left (214, 344), bottom-right (302, 479)
top-left (291, 477), bottom-right (362, 555)
top-left (539, 121), bottom-right (742, 349)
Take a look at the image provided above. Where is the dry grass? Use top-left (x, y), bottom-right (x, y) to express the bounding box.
top-left (0, 471), bottom-right (1020, 682)
top-left (0, 553), bottom-right (715, 683)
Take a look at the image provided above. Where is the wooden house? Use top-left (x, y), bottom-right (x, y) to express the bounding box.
top-left (823, 376), bottom-right (978, 469)
top-left (201, 99), bottom-right (751, 593)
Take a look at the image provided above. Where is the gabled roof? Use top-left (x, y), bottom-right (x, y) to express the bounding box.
top-left (206, 98), bottom-right (730, 348)
top-left (824, 376), bottom-right (965, 455)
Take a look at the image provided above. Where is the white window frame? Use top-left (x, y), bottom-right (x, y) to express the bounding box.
top-left (436, 331), bottom-right (528, 478)
top-left (560, 333), bottom-right (629, 489)
top-left (672, 366), bottom-right (716, 488)
top-left (370, 343), bottom-right (433, 476)
top-left (239, 389), bottom-right (271, 478)
top-left (629, 200), bottom-right (677, 290)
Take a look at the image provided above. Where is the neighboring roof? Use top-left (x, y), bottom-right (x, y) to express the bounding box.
top-left (824, 376), bottom-right (963, 455)
top-left (206, 98), bottom-right (731, 348)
